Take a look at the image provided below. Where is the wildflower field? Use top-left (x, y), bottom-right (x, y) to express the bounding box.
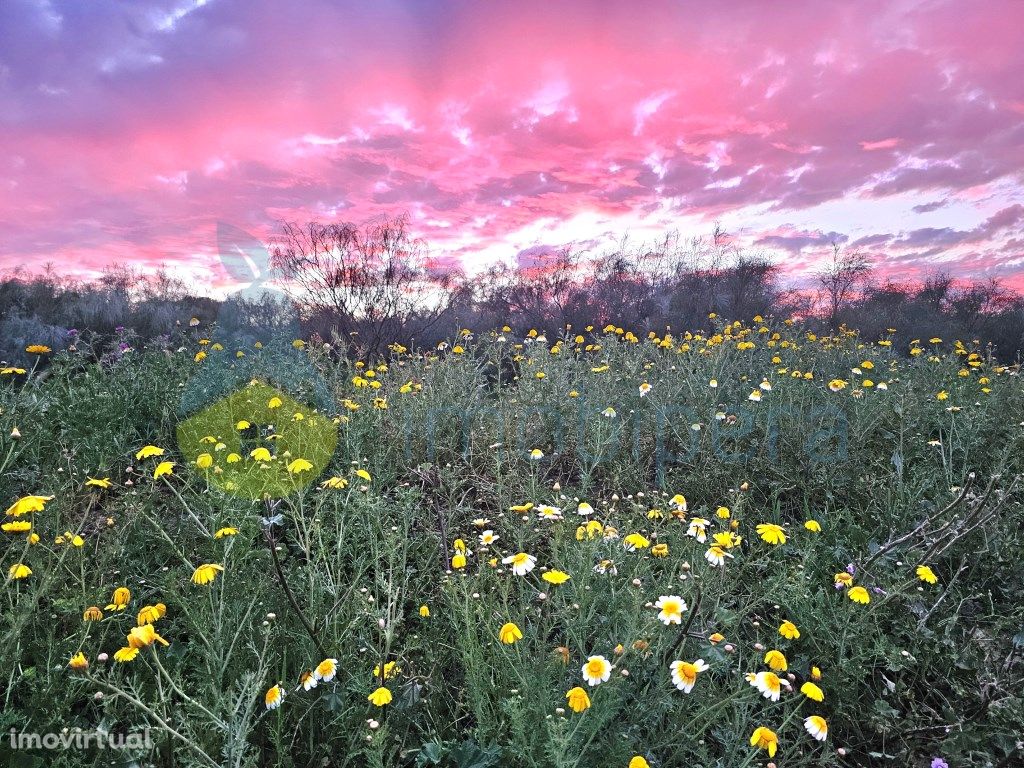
top-left (2, 317), bottom-right (1023, 768)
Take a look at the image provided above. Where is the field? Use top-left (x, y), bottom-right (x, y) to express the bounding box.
top-left (2, 317), bottom-right (1023, 768)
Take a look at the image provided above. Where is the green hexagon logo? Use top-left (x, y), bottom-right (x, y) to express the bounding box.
top-left (177, 380), bottom-right (337, 499)
top-left (175, 223), bottom-right (337, 499)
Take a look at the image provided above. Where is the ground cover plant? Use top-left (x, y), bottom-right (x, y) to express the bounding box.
top-left (1, 316), bottom-right (1022, 767)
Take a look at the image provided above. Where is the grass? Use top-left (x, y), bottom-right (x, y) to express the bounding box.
top-left (1, 318), bottom-right (1022, 767)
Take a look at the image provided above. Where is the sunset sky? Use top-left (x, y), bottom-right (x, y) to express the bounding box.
top-left (2, 0), bottom-right (1023, 292)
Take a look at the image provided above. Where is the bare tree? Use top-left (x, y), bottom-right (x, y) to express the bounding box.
top-left (270, 215), bottom-right (461, 354)
top-left (817, 244), bottom-right (873, 324)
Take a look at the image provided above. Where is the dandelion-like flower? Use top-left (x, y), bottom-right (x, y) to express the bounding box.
top-left (499, 622), bottom-right (524, 644)
top-left (804, 715), bottom-right (828, 741)
top-left (4, 495), bottom-right (54, 517)
top-left (746, 671), bottom-right (787, 701)
top-left (623, 533), bottom-right (650, 551)
top-left (105, 587), bottom-right (131, 611)
top-left (654, 595), bottom-right (687, 625)
top-left (265, 684), bottom-right (284, 710)
top-left (191, 563), bottom-right (224, 586)
top-left (848, 585), bottom-right (870, 604)
top-left (542, 570), bottom-right (570, 585)
top-left (670, 659), bottom-right (708, 693)
top-left (778, 620), bottom-right (800, 640)
top-left (581, 655), bottom-right (611, 687)
top-left (502, 552), bottom-right (537, 576)
top-left (368, 686), bottom-right (392, 706)
top-left (314, 658), bottom-right (338, 682)
top-left (749, 726), bottom-right (778, 757)
top-left (565, 686), bottom-right (591, 712)
top-left (764, 649), bottom-right (788, 671)
top-left (800, 681), bottom-right (824, 701)
top-left (756, 523), bottom-right (786, 545)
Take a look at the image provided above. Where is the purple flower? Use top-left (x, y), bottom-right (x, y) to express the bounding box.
top-left (846, 563), bottom-right (857, 575)
top-left (931, 759), bottom-right (948, 768)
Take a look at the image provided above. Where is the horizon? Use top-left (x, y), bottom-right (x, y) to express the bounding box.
top-left (1, 0), bottom-right (1023, 294)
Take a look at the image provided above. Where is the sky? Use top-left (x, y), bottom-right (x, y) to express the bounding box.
top-left (1, 0), bottom-right (1023, 293)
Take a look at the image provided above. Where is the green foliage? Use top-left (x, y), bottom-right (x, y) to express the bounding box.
top-left (1, 319), bottom-right (1022, 767)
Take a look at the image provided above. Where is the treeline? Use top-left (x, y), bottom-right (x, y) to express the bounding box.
top-left (2, 216), bottom-right (1023, 363)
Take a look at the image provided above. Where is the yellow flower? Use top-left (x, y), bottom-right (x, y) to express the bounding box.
top-left (623, 533), bottom-right (650, 551)
top-left (287, 458), bottom-right (313, 474)
top-left (565, 686), bottom-right (591, 713)
top-left (834, 572), bottom-right (854, 588)
top-left (800, 681), bottom-right (824, 701)
top-left (936, 390), bottom-right (949, 401)
top-left (85, 477), bottom-right (112, 489)
top-left (68, 652), bottom-right (88, 671)
top-left (83, 606), bottom-right (103, 621)
top-left (8, 562), bottom-right (32, 579)
top-left (114, 647), bottom-right (140, 663)
top-left (153, 461), bottom-right (175, 479)
top-left (226, 453), bottom-right (242, 464)
top-left (4, 495), bottom-right (54, 517)
top-left (499, 622), bottom-right (524, 644)
top-left (804, 519), bottom-right (821, 532)
top-left (916, 565), bottom-right (938, 584)
top-left (764, 649), bottom-right (788, 671)
top-left (127, 623), bottom-right (169, 648)
top-left (268, 396), bottom-right (282, 409)
top-left (628, 759), bottom-right (651, 768)
top-left (191, 563), bottom-right (224, 586)
top-left (320, 476), bottom-right (349, 489)
top-left (418, 605), bottom-right (430, 618)
top-left (848, 585), bottom-right (870, 604)
top-left (355, 469), bottom-right (372, 481)
top-left (214, 526), bottom-right (239, 539)
top-left (250, 447), bottom-right (272, 462)
top-left (135, 445), bottom-right (165, 460)
top-left (651, 543), bottom-right (669, 557)
top-left (749, 726), bottom-right (778, 758)
top-left (778, 621), bottom-right (800, 640)
top-left (25, 344), bottom-right (51, 354)
top-left (195, 453), bottom-right (213, 469)
top-left (451, 552), bottom-right (467, 569)
top-left (756, 523), bottom-right (786, 545)
top-left (542, 570), bottom-right (571, 585)
top-left (137, 603), bottom-right (167, 625)
top-left (368, 686), bottom-right (392, 706)
top-left (2, 520), bottom-right (31, 533)
top-left (106, 587), bottom-right (131, 610)
top-left (373, 661), bottom-right (399, 680)
top-left (265, 684), bottom-right (285, 710)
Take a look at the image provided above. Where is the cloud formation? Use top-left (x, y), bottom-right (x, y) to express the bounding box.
top-left (1, 0), bottom-right (1022, 289)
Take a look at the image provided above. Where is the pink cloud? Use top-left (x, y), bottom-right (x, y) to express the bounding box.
top-left (0, 0), bottom-right (1022, 291)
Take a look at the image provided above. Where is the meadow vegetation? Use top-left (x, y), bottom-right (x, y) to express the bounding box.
top-left (2, 312), bottom-right (1023, 767)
